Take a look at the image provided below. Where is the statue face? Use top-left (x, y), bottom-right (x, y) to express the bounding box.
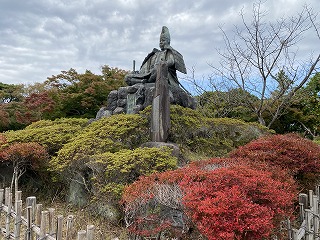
top-left (159, 37), bottom-right (169, 50)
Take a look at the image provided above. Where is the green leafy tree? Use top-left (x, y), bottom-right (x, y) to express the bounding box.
top-left (297, 72), bottom-right (320, 136)
top-left (44, 65), bottom-right (127, 118)
top-left (23, 91), bottom-right (56, 120)
top-left (0, 65), bottom-right (127, 130)
top-left (0, 102), bottom-right (33, 131)
top-left (196, 89), bottom-right (258, 121)
top-left (0, 83), bottom-right (24, 103)
top-left (271, 72), bottom-right (320, 135)
top-left (0, 83), bottom-right (30, 131)
top-left (0, 83), bottom-right (56, 131)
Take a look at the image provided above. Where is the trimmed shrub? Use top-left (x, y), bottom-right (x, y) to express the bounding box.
top-left (140, 105), bottom-right (271, 158)
top-left (88, 147), bottom-right (178, 201)
top-left (49, 114), bottom-right (149, 173)
top-left (180, 164), bottom-right (296, 240)
top-left (122, 158), bottom-right (297, 239)
top-left (122, 168), bottom-right (189, 239)
top-left (230, 133), bottom-right (320, 190)
top-left (4, 118), bottom-right (88, 155)
top-left (170, 105), bottom-right (271, 157)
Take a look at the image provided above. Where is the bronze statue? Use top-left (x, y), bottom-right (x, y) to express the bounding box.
top-left (95, 26), bottom-right (195, 119)
top-left (125, 26), bottom-right (187, 88)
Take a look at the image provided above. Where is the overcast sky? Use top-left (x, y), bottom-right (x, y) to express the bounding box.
top-left (0, 0), bottom-right (319, 88)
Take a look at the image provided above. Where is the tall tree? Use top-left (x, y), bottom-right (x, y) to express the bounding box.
top-left (0, 83), bottom-right (24, 103)
top-left (205, 2), bottom-right (320, 127)
top-left (264, 72), bottom-right (320, 135)
top-left (45, 65), bottom-right (127, 118)
top-left (196, 89), bottom-right (258, 121)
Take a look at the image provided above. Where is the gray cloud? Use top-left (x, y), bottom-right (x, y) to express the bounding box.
top-left (0, 0), bottom-right (318, 86)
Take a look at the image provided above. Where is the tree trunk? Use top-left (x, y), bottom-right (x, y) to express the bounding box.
top-left (258, 115), bottom-right (266, 126)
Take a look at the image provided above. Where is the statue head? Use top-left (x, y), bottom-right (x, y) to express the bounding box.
top-left (159, 26), bottom-right (170, 50)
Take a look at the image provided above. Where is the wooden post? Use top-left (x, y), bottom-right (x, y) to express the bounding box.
top-left (299, 203), bottom-right (305, 222)
top-left (5, 191), bottom-right (12, 239)
top-left (287, 219), bottom-right (292, 240)
top-left (309, 190), bottom-right (313, 209)
top-left (0, 189), bottom-right (3, 219)
top-left (40, 210), bottom-right (49, 239)
top-left (26, 196), bottom-right (36, 222)
top-left (299, 193), bottom-right (308, 221)
top-left (26, 206), bottom-right (32, 240)
top-left (315, 185), bottom-right (320, 196)
top-left (14, 199), bottom-right (22, 240)
top-left (36, 203), bottom-right (42, 226)
top-left (299, 193), bottom-right (308, 207)
top-left (56, 215), bottom-right (63, 240)
top-left (77, 230), bottom-right (86, 240)
top-left (26, 196), bottom-right (36, 240)
top-left (305, 209), bottom-right (313, 240)
top-left (48, 208), bottom-right (55, 235)
top-left (14, 188), bottom-right (22, 239)
top-left (314, 195), bottom-right (320, 240)
top-left (291, 228), bottom-right (298, 240)
top-left (151, 62), bottom-right (170, 142)
top-left (87, 225), bottom-right (95, 240)
top-left (66, 215), bottom-right (74, 240)
top-left (15, 190), bottom-right (22, 202)
top-left (0, 189), bottom-right (3, 203)
top-left (0, 188), bottom-right (3, 204)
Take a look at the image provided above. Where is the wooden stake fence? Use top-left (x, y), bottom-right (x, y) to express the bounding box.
top-left (288, 186), bottom-right (320, 240)
top-left (0, 187), bottom-right (95, 240)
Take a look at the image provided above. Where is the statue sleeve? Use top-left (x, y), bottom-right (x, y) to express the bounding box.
top-left (140, 48), bottom-right (159, 70)
top-left (172, 49), bottom-right (187, 74)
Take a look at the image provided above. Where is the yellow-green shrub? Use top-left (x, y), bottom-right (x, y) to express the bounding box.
top-left (4, 118), bottom-right (88, 155)
top-left (88, 147), bottom-right (178, 200)
top-left (49, 114), bottom-right (149, 173)
top-left (141, 105), bottom-right (271, 157)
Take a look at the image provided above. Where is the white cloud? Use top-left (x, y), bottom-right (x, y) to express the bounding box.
top-left (0, 0), bottom-right (318, 86)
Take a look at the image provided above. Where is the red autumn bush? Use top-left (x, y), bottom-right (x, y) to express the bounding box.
top-left (230, 133), bottom-right (320, 189)
top-left (190, 157), bottom-right (294, 186)
top-left (0, 138), bottom-right (49, 191)
top-left (122, 158), bottom-right (297, 240)
top-left (122, 168), bottom-right (191, 239)
top-left (180, 164), bottom-right (296, 240)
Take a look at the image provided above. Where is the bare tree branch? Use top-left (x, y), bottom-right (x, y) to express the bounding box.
top-left (200, 2), bottom-right (320, 127)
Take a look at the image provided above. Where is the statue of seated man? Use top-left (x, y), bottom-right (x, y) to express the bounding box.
top-left (125, 26), bottom-right (187, 88)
